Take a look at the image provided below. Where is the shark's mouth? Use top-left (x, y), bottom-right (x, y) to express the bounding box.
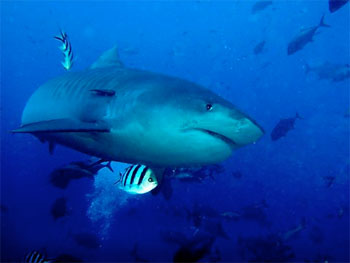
top-left (192, 128), bottom-right (237, 147)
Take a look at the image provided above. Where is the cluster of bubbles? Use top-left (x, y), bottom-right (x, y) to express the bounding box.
top-left (86, 162), bottom-right (132, 235)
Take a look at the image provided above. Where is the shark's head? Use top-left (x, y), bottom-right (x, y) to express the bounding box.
top-left (115, 75), bottom-right (264, 167)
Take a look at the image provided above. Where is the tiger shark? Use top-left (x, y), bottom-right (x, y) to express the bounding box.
top-left (14, 46), bottom-right (264, 167)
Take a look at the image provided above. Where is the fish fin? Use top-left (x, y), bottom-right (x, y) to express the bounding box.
top-left (295, 112), bottom-right (303, 120)
top-left (48, 142), bottom-right (56, 155)
top-left (90, 89), bottom-right (116, 97)
top-left (104, 161), bottom-right (114, 172)
top-left (12, 119), bottom-right (110, 133)
top-left (90, 46), bottom-right (124, 69)
top-left (114, 172), bottom-right (123, 185)
top-left (319, 14), bottom-right (330, 28)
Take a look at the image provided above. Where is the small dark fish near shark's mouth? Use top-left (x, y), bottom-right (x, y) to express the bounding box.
top-left (192, 128), bottom-right (237, 146)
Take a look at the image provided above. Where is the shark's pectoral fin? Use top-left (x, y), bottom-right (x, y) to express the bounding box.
top-left (12, 119), bottom-right (110, 133)
top-left (90, 46), bottom-right (124, 69)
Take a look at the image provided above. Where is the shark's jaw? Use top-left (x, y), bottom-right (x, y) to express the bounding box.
top-left (188, 128), bottom-right (237, 148)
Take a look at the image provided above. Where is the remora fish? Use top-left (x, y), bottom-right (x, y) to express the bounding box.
top-left (287, 15), bottom-right (330, 55)
top-left (13, 46), bottom-right (264, 167)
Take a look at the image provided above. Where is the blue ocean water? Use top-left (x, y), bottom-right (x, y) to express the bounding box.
top-left (1, 1), bottom-right (349, 262)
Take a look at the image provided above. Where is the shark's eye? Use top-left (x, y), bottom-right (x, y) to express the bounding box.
top-left (206, 103), bottom-right (213, 111)
top-left (148, 177), bottom-right (153, 182)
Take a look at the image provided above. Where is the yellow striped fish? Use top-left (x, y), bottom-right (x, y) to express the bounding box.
top-left (54, 30), bottom-right (74, 71)
top-left (118, 164), bottom-right (158, 194)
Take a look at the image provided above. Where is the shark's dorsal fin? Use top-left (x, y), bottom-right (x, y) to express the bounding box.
top-left (90, 46), bottom-right (124, 69)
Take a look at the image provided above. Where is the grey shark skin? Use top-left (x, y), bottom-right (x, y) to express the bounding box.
top-left (15, 47), bottom-right (264, 168)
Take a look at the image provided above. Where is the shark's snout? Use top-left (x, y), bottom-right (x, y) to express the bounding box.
top-left (229, 116), bottom-right (265, 146)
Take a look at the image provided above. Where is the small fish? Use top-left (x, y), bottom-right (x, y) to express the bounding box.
top-left (251, 1), bottom-right (273, 14)
top-left (329, 0), bottom-right (349, 13)
top-left (73, 232), bottom-right (100, 249)
top-left (271, 113), bottom-right (302, 141)
top-left (254, 40), bottom-right (266, 55)
top-left (24, 250), bottom-right (47, 263)
top-left (282, 217), bottom-right (306, 241)
top-left (173, 235), bottom-right (215, 263)
top-left (232, 170), bottom-right (243, 179)
top-left (54, 30), bottom-right (74, 70)
top-left (0, 204), bottom-right (8, 213)
top-left (51, 197), bottom-right (69, 220)
top-left (304, 62), bottom-right (350, 82)
top-left (117, 164), bottom-right (158, 194)
top-left (287, 15), bottom-right (330, 55)
top-left (322, 175), bottom-right (336, 188)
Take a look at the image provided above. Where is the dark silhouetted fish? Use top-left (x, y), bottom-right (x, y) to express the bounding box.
top-left (55, 254), bottom-right (83, 262)
top-left (173, 233), bottom-right (215, 263)
top-left (305, 62), bottom-right (350, 82)
top-left (287, 15), bottom-right (330, 55)
top-left (73, 232), bottom-right (100, 249)
top-left (186, 203), bottom-right (221, 227)
top-left (322, 175), bottom-right (336, 188)
top-left (131, 244), bottom-right (150, 262)
top-left (329, 0), bottom-right (349, 12)
top-left (271, 113), bottom-right (301, 141)
top-left (282, 217), bottom-right (306, 241)
top-left (50, 159), bottom-right (111, 189)
top-left (237, 234), bottom-right (295, 262)
top-left (51, 197), bottom-right (69, 220)
top-left (202, 220), bottom-right (230, 240)
top-left (254, 41), bottom-right (266, 55)
top-left (160, 231), bottom-right (190, 246)
top-left (232, 170), bottom-right (243, 179)
top-left (251, 1), bottom-right (273, 14)
top-left (172, 164), bottom-right (223, 183)
top-left (308, 225), bottom-right (324, 244)
top-left (0, 204), bottom-right (8, 213)
top-left (239, 200), bottom-right (270, 226)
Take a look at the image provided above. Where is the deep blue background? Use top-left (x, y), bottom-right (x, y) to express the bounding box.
top-left (1, 1), bottom-right (349, 262)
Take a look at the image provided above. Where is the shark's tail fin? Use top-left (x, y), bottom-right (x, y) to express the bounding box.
top-left (319, 14), bottom-right (331, 28)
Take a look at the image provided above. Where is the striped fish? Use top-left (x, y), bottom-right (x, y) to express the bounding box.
top-left (118, 164), bottom-right (158, 194)
top-left (54, 30), bottom-right (74, 71)
top-left (24, 250), bottom-right (47, 263)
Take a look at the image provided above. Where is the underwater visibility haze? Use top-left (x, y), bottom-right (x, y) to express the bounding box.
top-left (1, 1), bottom-right (349, 262)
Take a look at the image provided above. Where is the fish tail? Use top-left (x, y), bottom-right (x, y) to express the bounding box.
top-left (303, 63), bottom-right (311, 74)
top-left (319, 14), bottom-right (331, 28)
top-left (104, 161), bottom-right (114, 172)
top-left (295, 112), bottom-right (303, 120)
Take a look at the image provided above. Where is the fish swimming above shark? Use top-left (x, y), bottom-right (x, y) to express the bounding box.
top-left (287, 15), bottom-right (330, 55)
top-left (13, 45), bottom-right (264, 168)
